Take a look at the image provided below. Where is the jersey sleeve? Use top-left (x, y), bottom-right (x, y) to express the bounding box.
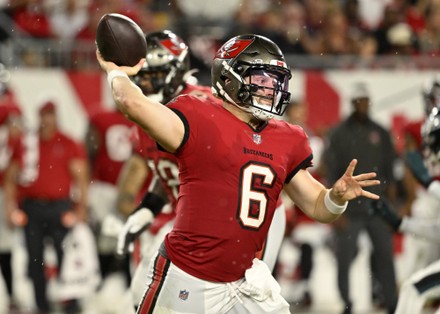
top-left (285, 124), bottom-right (313, 183)
top-left (165, 94), bottom-right (204, 154)
top-left (130, 125), bottom-right (148, 157)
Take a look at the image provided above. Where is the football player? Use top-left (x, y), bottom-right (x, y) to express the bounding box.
top-left (372, 106), bottom-right (440, 314)
top-left (97, 33), bottom-right (379, 313)
top-left (116, 30), bottom-right (289, 310)
top-left (388, 77), bottom-right (440, 293)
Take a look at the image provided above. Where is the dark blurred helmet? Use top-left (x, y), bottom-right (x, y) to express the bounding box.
top-left (132, 30), bottom-right (190, 103)
top-left (211, 34), bottom-right (291, 121)
top-left (422, 76), bottom-right (440, 116)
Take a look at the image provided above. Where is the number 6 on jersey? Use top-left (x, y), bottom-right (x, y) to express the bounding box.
top-left (238, 163), bottom-right (276, 229)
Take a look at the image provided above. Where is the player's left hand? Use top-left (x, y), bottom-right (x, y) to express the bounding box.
top-left (331, 159), bottom-right (380, 204)
top-left (96, 49), bottom-right (144, 76)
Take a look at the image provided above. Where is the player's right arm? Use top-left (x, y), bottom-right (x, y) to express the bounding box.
top-left (96, 50), bottom-right (184, 153)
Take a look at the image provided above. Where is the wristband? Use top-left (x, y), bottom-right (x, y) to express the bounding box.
top-left (135, 192), bottom-right (166, 216)
top-left (107, 69), bottom-right (129, 87)
top-left (324, 189), bottom-right (348, 215)
top-left (428, 180), bottom-right (440, 201)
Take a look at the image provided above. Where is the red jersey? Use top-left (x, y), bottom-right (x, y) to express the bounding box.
top-left (89, 110), bottom-right (135, 184)
top-left (18, 131), bottom-right (86, 200)
top-left (164, 95), bottom-right (313, 282)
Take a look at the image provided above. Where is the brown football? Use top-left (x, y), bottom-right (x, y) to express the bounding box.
top-left (96, 13), bottom-right (147, 66)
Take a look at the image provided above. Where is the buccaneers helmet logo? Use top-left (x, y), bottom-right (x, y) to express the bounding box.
top-left (215, 39), bottom-right (253, 59)
top-left (160, 38), bottom-right (186, 56)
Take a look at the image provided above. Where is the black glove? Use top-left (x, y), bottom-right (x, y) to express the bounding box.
top-left (404, 150), bottom-right (432, 188)
top-left (370, 200), bottom-right (402, 231)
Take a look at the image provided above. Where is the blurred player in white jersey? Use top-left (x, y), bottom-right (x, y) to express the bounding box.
top-left (398, 79), bottom-right (440, 283)
top-left (373, 78), bottom-right (440, 314)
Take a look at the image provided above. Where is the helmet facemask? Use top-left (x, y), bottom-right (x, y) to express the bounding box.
top-left (132, 30), bottom-right (190, 103)
top-left (133, 66), bottom-right (169, 98)
top-left (239, 66), bottom-right (291, 120)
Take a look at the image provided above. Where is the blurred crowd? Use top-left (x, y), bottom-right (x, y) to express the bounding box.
top-left (0, 0), bottom-right (439, 70)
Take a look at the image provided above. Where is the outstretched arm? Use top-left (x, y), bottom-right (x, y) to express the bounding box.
top-left (96, 50), bottom-right (184, 153)
top-left (284, 159), bottom-right (380, 223)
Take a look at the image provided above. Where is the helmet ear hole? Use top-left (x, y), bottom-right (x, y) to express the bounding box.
top-left (237, 86), bottom-right (250, 102)
top-left (235, 65), bottom-right (244, 74)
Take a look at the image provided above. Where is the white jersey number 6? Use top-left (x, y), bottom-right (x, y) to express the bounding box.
top-left (238, 163), bottom-right (276, 229)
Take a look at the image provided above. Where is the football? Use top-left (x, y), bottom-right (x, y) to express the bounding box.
top-left (96, 13), bottom-right (147, 67)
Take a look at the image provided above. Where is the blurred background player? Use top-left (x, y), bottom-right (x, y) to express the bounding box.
top-left (372, 105), bottom-right (440, 314)
top-left (0, 65), bottom-right (22, 312)
top-left (4, 101), bottom-right (89, 313)
top-left (85, 86), bottom-right (136, 291)
top-left (323, 82), bottom-right (398, 314)
top-left (397, 77), bottom-right (440, 287)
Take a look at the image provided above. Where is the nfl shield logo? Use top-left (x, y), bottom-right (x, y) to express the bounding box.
top-left (179, 289), bottom-right (189, 301)
top-left (253, 134), bottom-right (262, 145)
